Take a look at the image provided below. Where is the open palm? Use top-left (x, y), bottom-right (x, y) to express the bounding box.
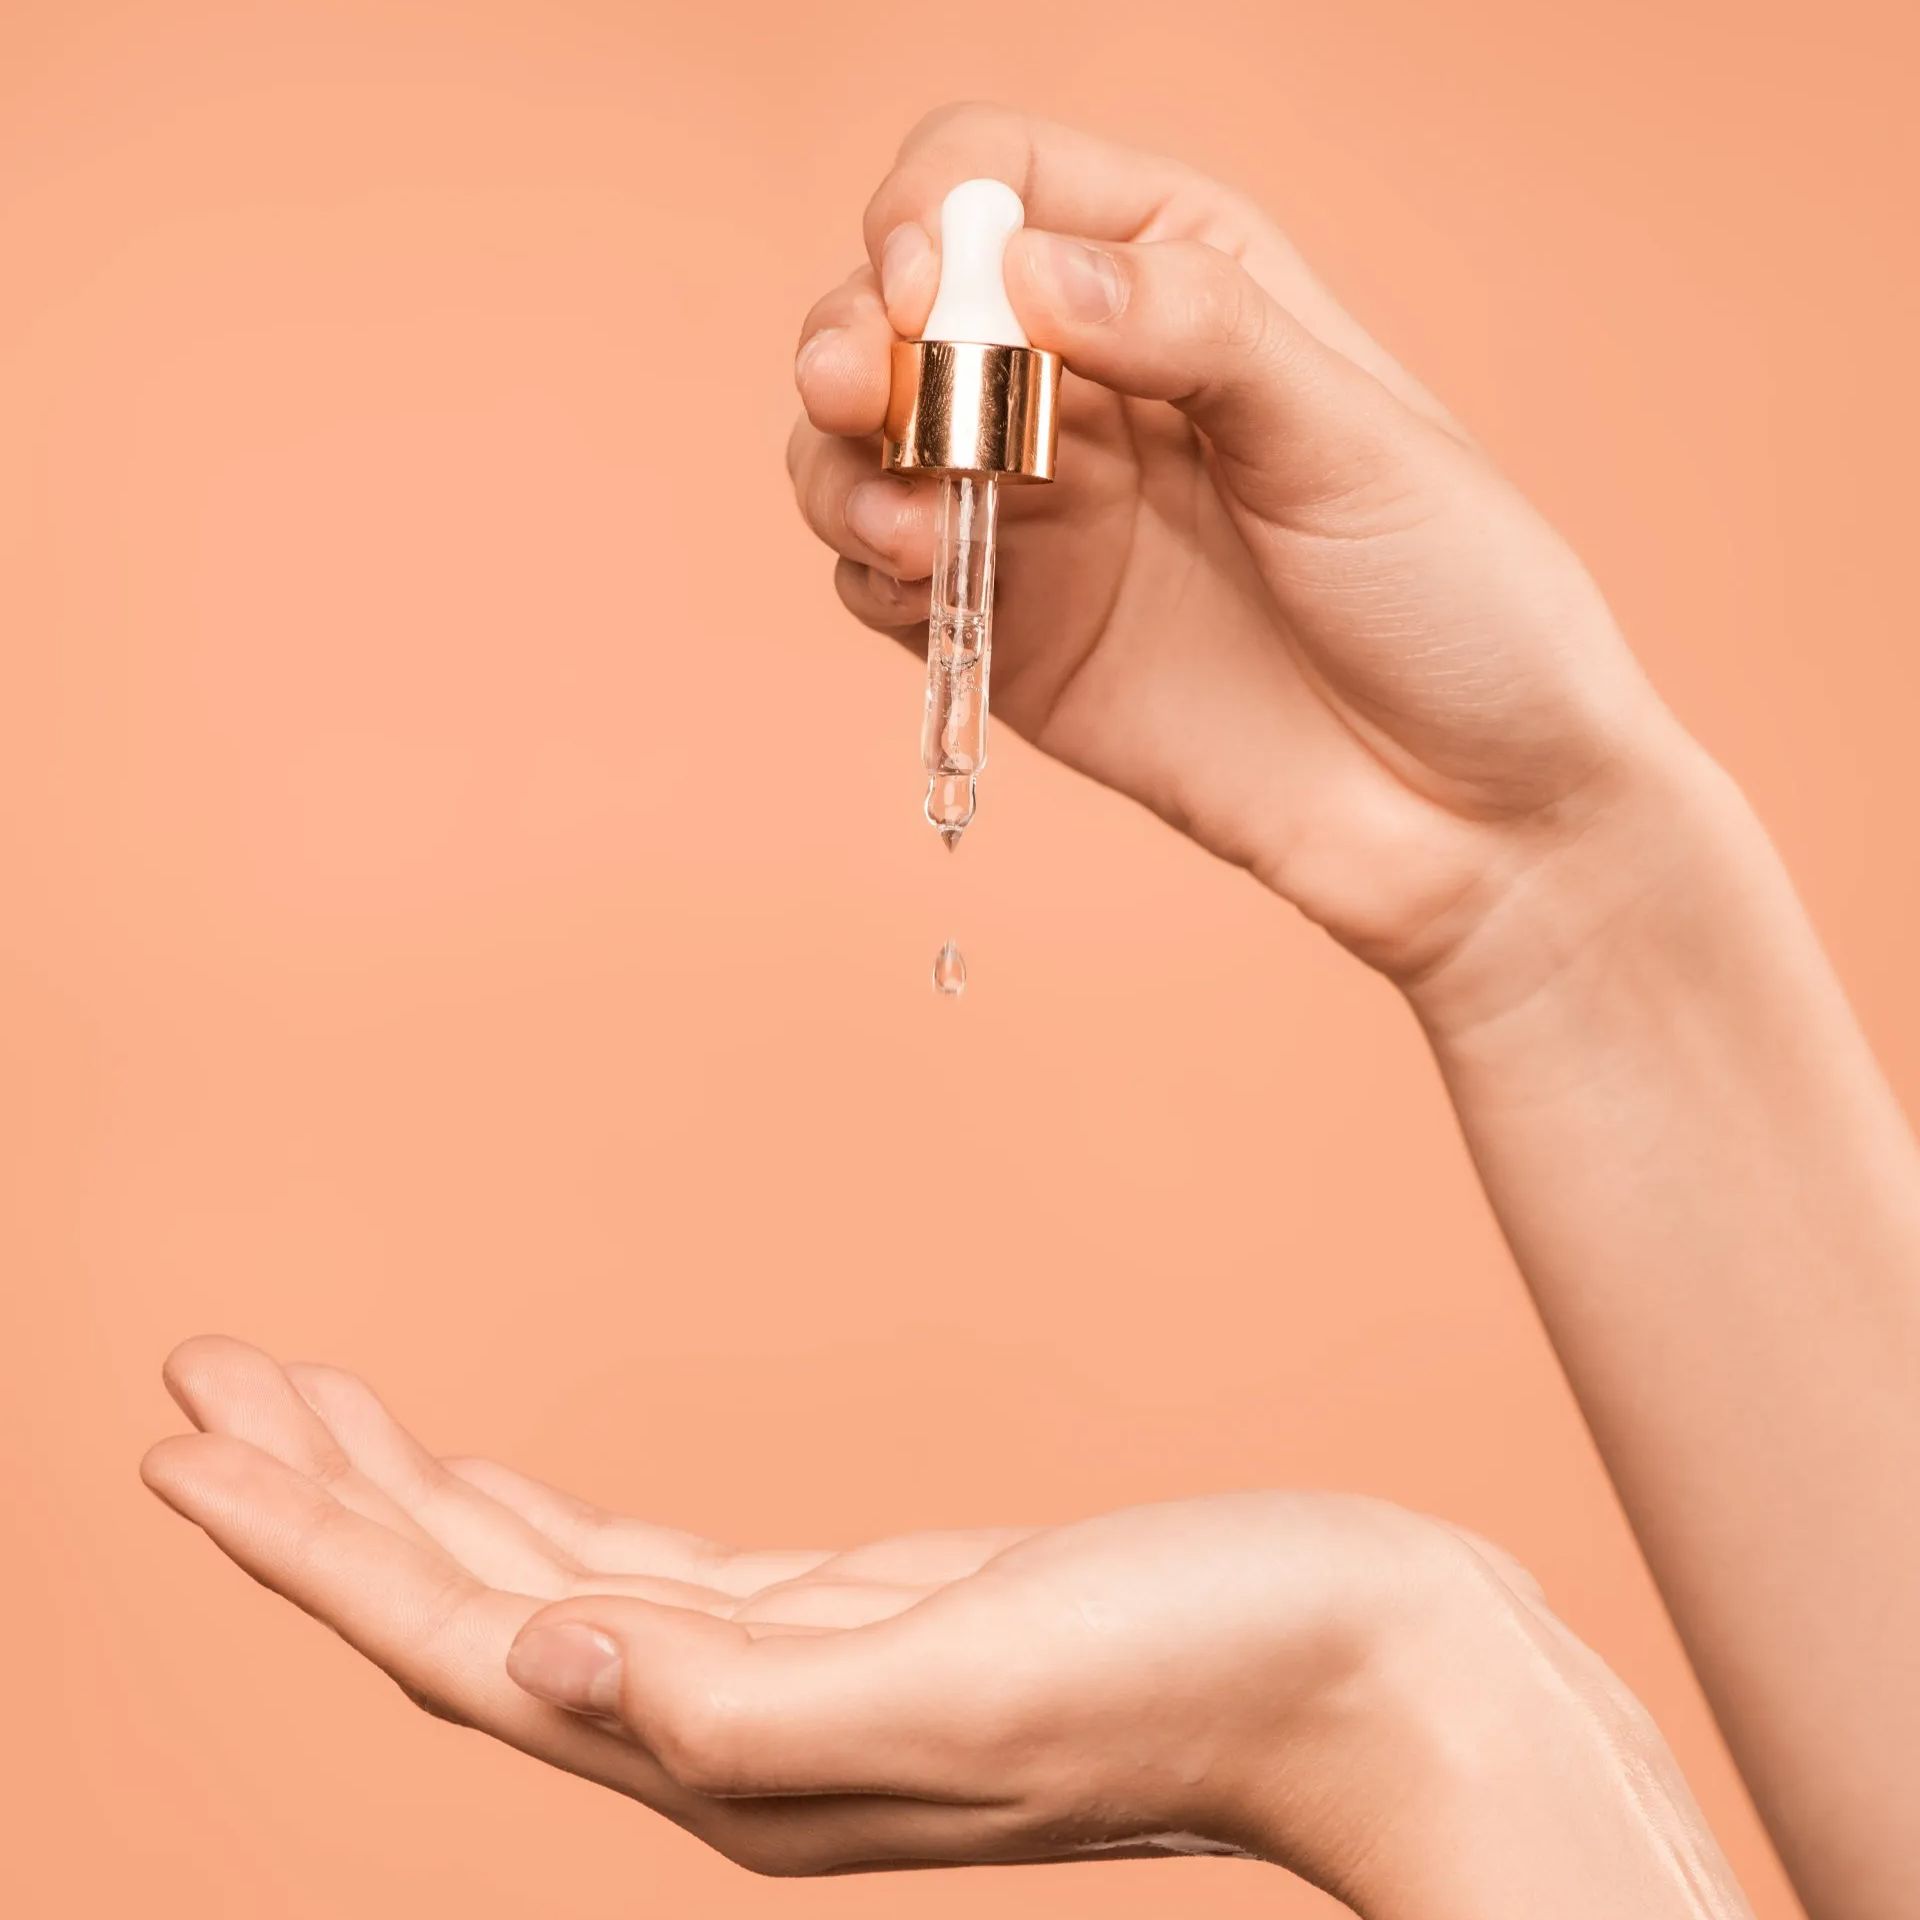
top-left (144, 1336), bottom-right (1520, 1890)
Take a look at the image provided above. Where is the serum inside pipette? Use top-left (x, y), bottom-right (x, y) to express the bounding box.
top-left (922, 473), bottom-right (996, 846)
top-left (924, 471), bottom-right (995, 995)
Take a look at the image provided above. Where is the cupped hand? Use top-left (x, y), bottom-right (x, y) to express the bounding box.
top-left (139, 1338), bottom-right (1442, 1890)
top-left (790, 105), bottom-right (1701, 1003)
top-left (142, 1338), bottom-right (1751, 1917)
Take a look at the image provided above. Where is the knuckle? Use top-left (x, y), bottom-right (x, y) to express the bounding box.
top-left (281, 1483), bottom-right (354, 1567)
top-left (381, 1582), bottom-right (483, 1730)
top-left (415, 1563), bottom-right (481, 1639)
top-left (289, 1363), bottom-right (368, 1425)
top-left (289, 1360), bottom-right (347, 1397)
top-left (306, 1439), bottom-right (355, 1490)
top-left (1187, 248), bottom-right (1274, 360)
top-left (869, 103), bottom-right (1027, 250)
top-left (401, 1569), bottom-right (485, 1676)
top-left (900, 98), bottom-right (1012, 157)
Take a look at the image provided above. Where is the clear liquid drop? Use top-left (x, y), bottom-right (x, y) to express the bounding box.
top-left (931, 939), bottom-right (967, 998)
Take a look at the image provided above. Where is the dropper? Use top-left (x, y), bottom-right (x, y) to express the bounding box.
top-left (881, 180), bottom-right (1062, 848)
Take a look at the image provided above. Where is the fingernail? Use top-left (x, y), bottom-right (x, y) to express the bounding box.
top-left (794, 326), bottom-right (841, 392)
top-left (880, 221), bottom-right (932, 312)
top-left (507, 1624), bottom-right (622, 1714)
top-left (1023, 232), bottom-right (1125, 323)
top-left (845, 475), bottom-right (914, 553)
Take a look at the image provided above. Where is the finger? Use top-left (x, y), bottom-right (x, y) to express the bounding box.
top-left (793, 268), bottom-right (895, 438)
top-left (138, 1438), bottom-right (1123, 1876)
top-left (864, 103), bottom-right (1456, 433)
top-left (1003, 229), bottom-right (1447, 529)
top-left (139, 1432), bottom-right (702, 1812)
top-left (506, 1592), bottom-right (1017, 1800)
top-left (443, 1455), bottom-right (832, 1598)
top-left (721, 1527), bottom-right (1041, 1632)
top-left (728, 1577), bottom-right (933, 1631)
top-left (144, 1430), bottom-right (496, 1683)
top-left (574, 1570), bottom-right (745, 1614)
top-left (161, 1335), bottom-right (436, 1546)
top-left (788, 422), bottom-right (940, 578)
top-left (809, 1525), bottom-right (1039, 1588)
top-left (863, 104), bottom-right (1199, 332)
top-left (834, 558), bottom-right (929, 644)
top-left (286, 1364), bottom-right (571, 1596)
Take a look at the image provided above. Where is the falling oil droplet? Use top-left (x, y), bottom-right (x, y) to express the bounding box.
top-left (932, 938), bottom-right (967, 998)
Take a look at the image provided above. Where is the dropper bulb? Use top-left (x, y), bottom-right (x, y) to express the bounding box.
top-left (923, 180), bottom-right (1030, 349)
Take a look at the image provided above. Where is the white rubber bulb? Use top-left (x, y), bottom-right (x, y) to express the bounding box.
top-left (921, 178), bottom-right (1030, 349)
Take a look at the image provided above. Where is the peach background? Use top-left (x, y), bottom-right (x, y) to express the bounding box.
top-left (3, 1), bottom-right (1916, 1914)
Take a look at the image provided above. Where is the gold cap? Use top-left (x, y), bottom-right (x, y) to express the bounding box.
top-left (882, 339), bottom-right (1061, 482)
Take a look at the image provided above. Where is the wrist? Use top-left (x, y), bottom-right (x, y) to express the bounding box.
top-left (1399, 725), bottom-right (1771, 1063)
top-left (1202, 1519), bottom-right (1559, 1910)
top-left (1369, 1637), bottom-right (1750, 1920)
top-left (1213, 1525), bottom-right (1533, 1910)
top-left (1231, 1536), bottom-right (1751, 1920)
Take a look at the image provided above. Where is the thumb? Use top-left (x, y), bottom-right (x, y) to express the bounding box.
top-left (1004, 229), bottom-right (1437, 524)
top-left (506, 1595), bottom-right (991, 1799)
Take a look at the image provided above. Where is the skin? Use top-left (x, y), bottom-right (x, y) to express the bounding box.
top-left (788, 105), bottom-right (1920, 1920)
top-left (140, 103), bottom-right (1920, 1914)
top-left (143, 1336), bottom-right (1753, 1917)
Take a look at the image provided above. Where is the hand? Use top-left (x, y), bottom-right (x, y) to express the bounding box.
top-left (792, 112), bottom-right (1920, 1920)
top-left (789, 105), bottom-right (1708, 1015)
top-left (143, 1338), bottom-right (1751, 1917)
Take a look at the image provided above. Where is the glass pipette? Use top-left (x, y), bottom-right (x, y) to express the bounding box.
top-left (923, 469), bottom-right (998, 845)
top-left (880, 179), bottom-right (1062, 850)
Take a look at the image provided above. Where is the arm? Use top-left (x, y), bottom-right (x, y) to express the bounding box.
top-left (1412, 748), bottom-right (1920, 1920)
top-left (787, 104), bottom-right (1920, 1918)
top-left (144, 1336), bottom-right (1756, 1918)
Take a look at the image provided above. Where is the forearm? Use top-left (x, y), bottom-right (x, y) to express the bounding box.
top-left (1410, 740), bottom-right (1920, 1920)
